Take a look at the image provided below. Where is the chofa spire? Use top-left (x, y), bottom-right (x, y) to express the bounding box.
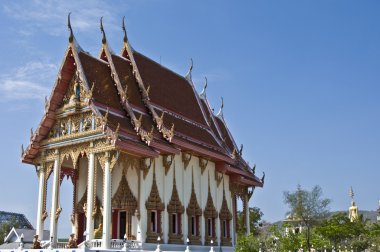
top-left (68, 12), bottom-right (74, 43)
top-left (216, 97), bottom-right (224, 118)
top-left (122, 16), bottom-right (128, 43)
top-left (184, 58), bottom-right (193, 83)
top-left (199, 77), bottom-right (207, 98)
top-left (100, 17), bottom-right (106, 44)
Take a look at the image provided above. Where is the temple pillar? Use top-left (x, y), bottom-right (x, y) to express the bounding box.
top-left (102, 152), bottom-right (112, 249)
top-left (86, 150), bottom-right (95, 241)
top-left (49, 150), bottom-right (60, 246)
top-left (36, 164), bottom-right (46, 239)
top-left (232, 194), bottom-right (237, 246)
top-left (244, 194), bottom-right (250, 236)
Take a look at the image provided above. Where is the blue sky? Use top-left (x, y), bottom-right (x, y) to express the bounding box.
top-left (0, 0), bottom-right (379, 236)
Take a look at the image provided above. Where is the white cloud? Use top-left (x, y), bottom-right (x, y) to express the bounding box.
top-left (2, 0), bottom-right (128, 37)
top-left (0, 61), bottom-right (57, 101)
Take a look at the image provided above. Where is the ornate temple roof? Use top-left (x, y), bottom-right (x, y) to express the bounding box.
top-left (21, 15), bottom-right (263, 188)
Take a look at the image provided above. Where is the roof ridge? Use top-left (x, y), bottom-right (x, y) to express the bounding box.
top-left (121, 33), bottom-right (175, 143)
top-left (98, 18), bottom-right (155, 146)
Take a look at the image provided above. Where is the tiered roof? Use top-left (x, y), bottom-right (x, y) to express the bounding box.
top-left (21, 15), bottom-right (263, 188)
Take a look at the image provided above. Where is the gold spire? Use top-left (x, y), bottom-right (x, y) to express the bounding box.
top-left (349, 186), bottom-right (355, 204)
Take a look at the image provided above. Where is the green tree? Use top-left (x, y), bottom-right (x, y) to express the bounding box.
top-left (237, 207), bottom-right (264, 235)
top-left (0, 216), bottom-right (22, 244)
top-left (316, 213), bottom-right (372, 251)
top-left (283, 185), bottom-right (331, 252)
top-left (316, 213), bottom-right (353, 248)
top-left (235, 234), bottom-right (261, 252)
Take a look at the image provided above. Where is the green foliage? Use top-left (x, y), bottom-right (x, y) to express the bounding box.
top-left (316, 213), bottom-right (376, 251)
top-left (283, 185), bottom-right (331, 251)
top-left (237, 207), bottom-right (263, 235)
top-left (235, 234), bottom-right (261, 252)
top-left (0, 216), bottom-right (22, 244)
top-left (316, 212), bottom-right (353, 247)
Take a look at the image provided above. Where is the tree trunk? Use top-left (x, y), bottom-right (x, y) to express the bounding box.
top-left (306, 226), bottom-right (311, 252)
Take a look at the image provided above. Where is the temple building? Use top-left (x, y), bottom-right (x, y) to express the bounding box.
top-left (20, 15), bottom-right (264, 251)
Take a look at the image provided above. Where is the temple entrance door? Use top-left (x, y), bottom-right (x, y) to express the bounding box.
top-left (119, 211), bottom-right (126, 239)
top-left (117, 210), bottom-right (134, 239)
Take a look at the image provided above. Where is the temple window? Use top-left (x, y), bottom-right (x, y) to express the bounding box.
top-left (167, 168), bottom-right (184, 244)
top-left (203, 172), bottom-right (217, 245)
top-left (145, 167), bottom-right (164, 243)
top-left (151, 210), bottom-right (157, 233)
top-left (219, 184), bottom-right (232, 246)
top-left (186, 169), bottom-right (202, 245)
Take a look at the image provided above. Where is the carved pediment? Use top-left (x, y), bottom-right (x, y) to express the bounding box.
top-left (112, 170), bottom-right (137, 211)
top-left (186, 169), bottom-right (202, 216)
top-left (167, 168), bottom-right (184, 214)
top-left (204, 173), bottom-right (217, 219)
top-left (145, 167), bottom-right (164, 210)
top-left (219, 186), bottom-right (232, 221)
top-left (62, 71), bottom-right (93, 108)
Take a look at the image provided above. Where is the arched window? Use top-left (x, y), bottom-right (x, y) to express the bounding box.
top-left (167, 168), bottom-right (184, 244)
top-left (145, 167), bottom-right (164, 243)
top-left (203, 173), bottom-right (217, 245)
top-left (186, 169), bottom-right (202, 245)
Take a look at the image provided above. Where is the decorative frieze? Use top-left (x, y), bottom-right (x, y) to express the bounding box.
top-left (44, 112), bottom-right (102, 145)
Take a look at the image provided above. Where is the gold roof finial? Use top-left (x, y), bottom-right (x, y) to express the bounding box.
top-left (122, 16), bottom-right (128, 43)
top-left (68, 12), bottom-right (74, 43)
top-left (100, 17), bottom-right (106, 44)
top-left (349, 186), bottom-right (355, 204)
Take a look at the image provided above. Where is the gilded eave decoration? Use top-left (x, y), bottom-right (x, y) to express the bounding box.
top-left (162, 154), bottom-right (174, 175)
top-left (140, 158), bottom-right (152, 179)
top-left (44, 111), bottom-right (103, 146)
top-left (181, 152), bottom-right (192, 170)
top-left (229, 180), bottom-right (247, 198)
top-left (199, 157), bottom-right (208, 175)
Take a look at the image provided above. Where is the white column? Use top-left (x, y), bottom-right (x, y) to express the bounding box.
top-left (86, 151), bottom-right (95, 241)
top-left (245, 194), bottom-right (250, 235)
top-left (36, 164), bottom-right (46, 239)
top-left (102, 152), bottom-right (112, 249)
top-left (49, 150), bottom-right (60, 246)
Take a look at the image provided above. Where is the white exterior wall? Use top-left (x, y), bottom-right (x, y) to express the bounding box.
top-left (101, 153), bottom-right (234, 246)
